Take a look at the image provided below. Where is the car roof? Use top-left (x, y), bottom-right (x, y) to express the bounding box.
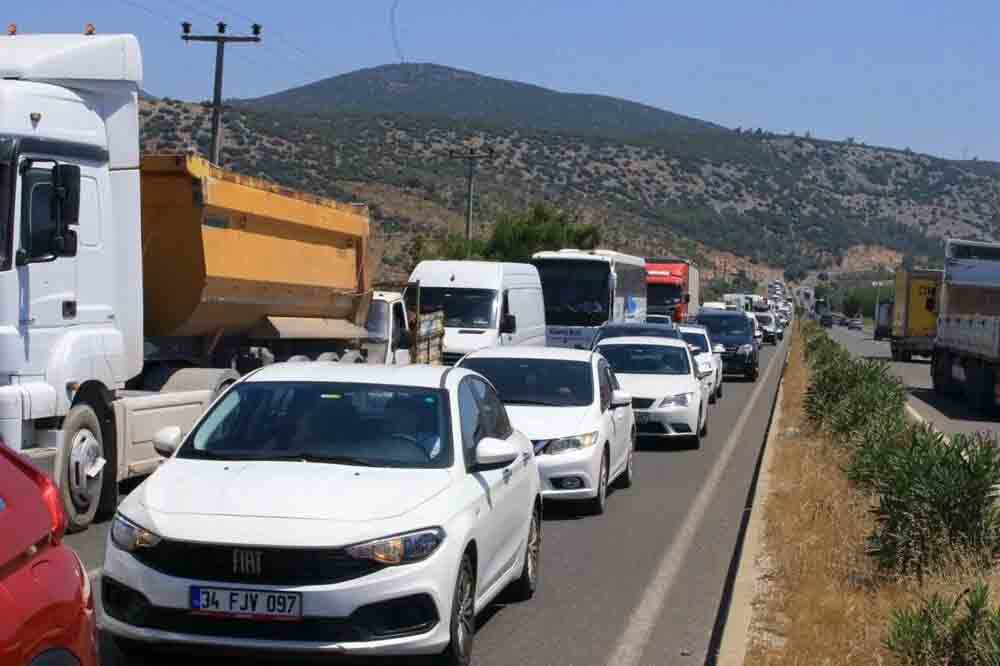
top-left (244, 362), bottom-right (468, 389)
top-left (461, 347), bottom-right (595, 363)
top-left (596, 336), bottom-right (689, 349)
top-left (677, 324), bottom-right (709, 335)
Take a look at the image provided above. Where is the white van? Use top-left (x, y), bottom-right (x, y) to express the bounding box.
top-left (407, 261), bottom-right (546, 364)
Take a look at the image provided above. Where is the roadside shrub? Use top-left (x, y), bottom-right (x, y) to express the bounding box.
top-left (825, 359), bottom-right (906, 441)
top-left (886, 583), bottom-right (1000, 665)
top-left (868, 427), bottom-right (1000, 578)
top-left (843, 407), bottom-right (909, 491)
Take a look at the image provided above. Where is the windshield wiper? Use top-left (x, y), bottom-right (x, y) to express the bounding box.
top-left (267, 452), bottom-right (378, 466)
top-left (505, 399), bottom-right (561, 407)
top-left (177, 449), bottom-right (253, 461)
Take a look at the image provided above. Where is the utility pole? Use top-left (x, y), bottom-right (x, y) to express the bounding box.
top-left (181, 21), bottom-right (261, 165)
top-left (448, 146), bottom-right (494, 241)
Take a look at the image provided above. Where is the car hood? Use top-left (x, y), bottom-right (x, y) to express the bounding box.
top-left (137, 459), bottom-right (452, 523)
top-left (504, 405), bottom-right (593, 441)
top-left (615, 373), bottom-right (699, 400)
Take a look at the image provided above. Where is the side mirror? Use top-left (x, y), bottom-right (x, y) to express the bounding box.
top-left (152, 425), bottom-right (183, 458)
top-left (499, 313), bottom-right (517, 335)
top-left (712, 344), bottom-right (725, 354)
top-left (611, 389), bottom-right (632, 408)
top-left (474, 436), bottom-right (518, 468)
top-left (53, 228), bottom-right (77, 258)
top-left (53, 164), bottom-right (81, 225)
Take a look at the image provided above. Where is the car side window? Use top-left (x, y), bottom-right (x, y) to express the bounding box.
top-left (597, 360), bottom-right (612, 410)
top-left (473, 378), bottom-right (513, 440)
top-left (458, 379), bottom-right (482, 467)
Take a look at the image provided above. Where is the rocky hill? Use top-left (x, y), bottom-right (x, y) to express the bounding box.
top-left (140, 93), bottom-right (1000, 282)
top-left (240, 63), bottom-right (723, 141)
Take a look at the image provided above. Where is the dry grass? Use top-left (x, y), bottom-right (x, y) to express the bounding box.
top-left (744, 325), bottom-right (1000, 666)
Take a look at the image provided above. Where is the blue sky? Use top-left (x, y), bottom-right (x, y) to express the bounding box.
top-left (9, 1), bottom-right (998, 159)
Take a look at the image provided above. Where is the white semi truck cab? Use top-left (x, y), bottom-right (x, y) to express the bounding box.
top-left (0, 34), bottom-right (244, 530)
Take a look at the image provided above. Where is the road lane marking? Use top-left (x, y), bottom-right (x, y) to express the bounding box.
top-left (607, 345), bottom-right (785, 666)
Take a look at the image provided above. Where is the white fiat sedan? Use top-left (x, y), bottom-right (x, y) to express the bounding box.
top-left (101, 363), bottom-right (541, 666)
top-left (595, 337), bottom-right (711, 448)
top-left (458, 347), bottom-right (635, 515)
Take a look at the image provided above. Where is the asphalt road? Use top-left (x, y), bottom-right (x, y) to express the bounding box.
top-left (828, 326), bottom-right (1000, 438)
top-left (66, 342), bottom-right (787, 666)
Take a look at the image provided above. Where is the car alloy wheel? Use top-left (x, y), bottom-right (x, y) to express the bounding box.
top-left (589, 451), bottom-right (609, 515)
top-left (510, 505), bottom-right (541, 601)
top-left (443, 555), bottom-right (476, 666)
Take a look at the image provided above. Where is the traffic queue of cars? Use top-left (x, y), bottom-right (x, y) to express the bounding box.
top-left (3, 250), bottom-right (785, 666)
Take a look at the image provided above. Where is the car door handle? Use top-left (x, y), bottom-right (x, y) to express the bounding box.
top-left (502, 468), bottom-right (513, 483)
top-left (62, 300), bottom-right (77, 319)
top-left (521, 452), bottom-right (530, 467)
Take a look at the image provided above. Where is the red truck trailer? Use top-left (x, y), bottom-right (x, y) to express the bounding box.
top-left (646, 258), bottom-right (700, 322)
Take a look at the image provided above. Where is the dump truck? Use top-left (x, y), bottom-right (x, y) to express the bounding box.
top-left (0, 33), bottom-right (436, 531)
top-left (890, 267), bottom-right (942, 362)
top-left (931, 239), bottom-right (1000, 412)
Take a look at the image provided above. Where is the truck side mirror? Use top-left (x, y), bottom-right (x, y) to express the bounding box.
top-left (52, 164), bottom-right (81, 225)
top-left (53, 228), bottom-right (77, 258)
top-left (500, 313), bottom-right (517, 334)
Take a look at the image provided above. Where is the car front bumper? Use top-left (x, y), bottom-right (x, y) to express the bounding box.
top-left (535, 442), bottom-right (603, 500)
top-left (633, 403), bottom-right (699, 437)
top-left (100, 537), bottom-right (458, 657)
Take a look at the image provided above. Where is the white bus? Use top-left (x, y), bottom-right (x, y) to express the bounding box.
top-left (532, 249), bottom-right (647, 348)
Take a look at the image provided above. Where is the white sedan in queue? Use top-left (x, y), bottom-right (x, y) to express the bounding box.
top-left (458, 347), bottom-right (635, 515)
top-left (678, 324), bottom-right (724, 403)
top-left (100, 363), bottom-right (541, 666)
top-left (596, 337), bottom-right (711, 448)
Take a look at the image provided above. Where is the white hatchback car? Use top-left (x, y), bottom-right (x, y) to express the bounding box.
top-left (101, 364), bottom-right (541, 666)
top-left (458, 347), bottom-right (635, 514)
top-left (678, 324), bottom-right (724, 403)
top-left (596, 337), bottom-right (711, 448)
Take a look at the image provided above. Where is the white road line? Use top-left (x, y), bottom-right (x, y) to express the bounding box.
top-left (607, 347), bottom-right (785, 666)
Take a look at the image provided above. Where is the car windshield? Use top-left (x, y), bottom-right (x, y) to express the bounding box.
top-left (177, 382), bottom-right (452, 468)
top-left (592, 324), bottom-right (679, 347)
top-left (696, 316), bottom-right (752, 338)
top-left (0, 137), bottom-right (13, 269)
top-left (534, 259), bottom-right (611, 326)
top-left (408, 287), bottom-right (497, 329)
top-left (364, 299), bottom-right (390, 340)
top-left (681, 331), bottom-right (709, 353)
top-left (459, 357), bottom-right (593, 407)
top-left (648, 283), bottom-right (683, 310)
top-left (599, 344), bottom-right (691, 376)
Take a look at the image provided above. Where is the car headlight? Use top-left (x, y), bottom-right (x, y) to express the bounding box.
top-left (545, 431), bottom-right (599, 455)
top-left (111, 514), bottom-right (162, 552)
top-left (659, 392), bottom-right (694, 407)
top-left (738, 344), bottom-right (754, 354)
top-left (346, 528), bottom-right (445, 565)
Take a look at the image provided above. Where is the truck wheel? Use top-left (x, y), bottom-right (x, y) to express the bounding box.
top-left (60, 404), bottom-right (106, 532)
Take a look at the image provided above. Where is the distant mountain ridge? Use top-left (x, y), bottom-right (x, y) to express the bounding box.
top-left (240, 62), bottom-right (725, 141)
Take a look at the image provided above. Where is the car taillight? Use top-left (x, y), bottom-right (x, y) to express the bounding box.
top-left (0, 440), bottom-right (67, 544)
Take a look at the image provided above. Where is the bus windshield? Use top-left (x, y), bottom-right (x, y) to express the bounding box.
top-left (534, 259), bottom-right (611, 326)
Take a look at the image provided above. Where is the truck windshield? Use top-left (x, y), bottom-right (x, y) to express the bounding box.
top-left (0, 137), bottom-right (13, 268)
top-left (365, 300), bottom-right (390, 340)
top-left (408, 287), bottom-right (497, 329)
top-left (648, 283), bottom-right (683, 310)
top-left (534, 259), bottom-right (611, 326)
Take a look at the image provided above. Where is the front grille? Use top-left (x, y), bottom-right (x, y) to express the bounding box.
top-left (130, 539), bottom-right (383, 586)
top-left (103, 577), bottom-right (437, 643)
top-left (631, 397), bottom-right (655, 409)
top-left (442, 352), bottom-right (464, 366)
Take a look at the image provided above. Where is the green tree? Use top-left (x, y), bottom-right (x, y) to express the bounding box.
top-left (484, 203), bottom-right (601, 262)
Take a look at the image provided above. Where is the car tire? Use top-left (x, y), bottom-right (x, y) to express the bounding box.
top-left (699, 411), bottom-right (708, 437)
top-left (508, 504), bottom-right (541, 601)
top-left (709, 388), bottom-right (716, 404)
top-left (716, 381), bottom-right (723, 399)
top-left (59, 403), bottom-right (107, 533)
top-left (689, 420), bottom-right (702, 450)
top-left (588, 451), bottom-right (609, 515)
top-left (440, 554), bottom-right (476, 666)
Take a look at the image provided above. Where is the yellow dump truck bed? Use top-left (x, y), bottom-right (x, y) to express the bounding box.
top-left (891, 267), bottom-right (941, 339)
top-left (141, 154), bottom-right (370, 338)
